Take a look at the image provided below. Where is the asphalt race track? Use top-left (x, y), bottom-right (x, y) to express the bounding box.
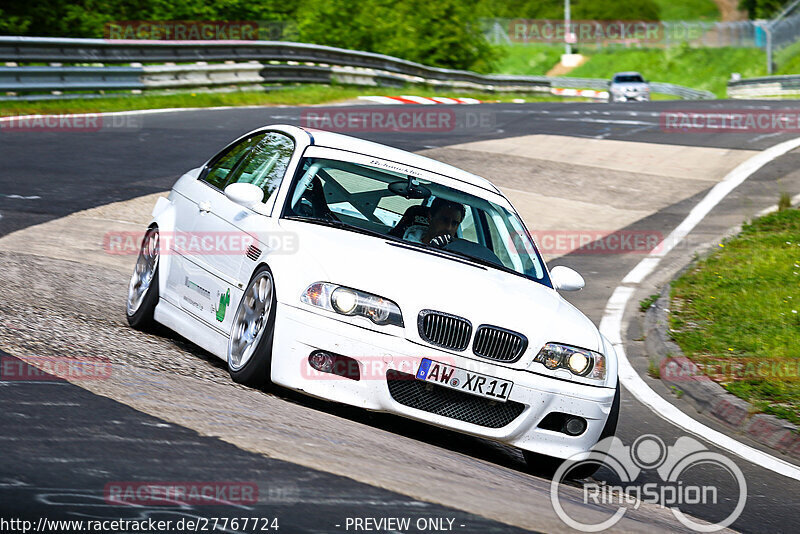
top-left (1, 99), bottom-right (799, 533)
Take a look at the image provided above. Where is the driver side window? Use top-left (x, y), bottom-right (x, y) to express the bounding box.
top-left (223, 132), bottom-right (294, 200)
top-left (201, 133), bottom-right (266, 190)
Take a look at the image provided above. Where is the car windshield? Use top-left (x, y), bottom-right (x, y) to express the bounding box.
top-left (613, 74), bottom-right (644, 83)
top-left (282, 157), bottom-right (550, 286)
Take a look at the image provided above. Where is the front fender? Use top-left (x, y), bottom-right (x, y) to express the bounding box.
top-left (149, 193), bottom-right (176, 298)
top-left (600, 333), bottom-right (620, 390)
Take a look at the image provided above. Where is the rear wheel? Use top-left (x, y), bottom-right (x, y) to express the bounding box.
top-left (227, 266), bottom-right (277, 387)
top-left (524, 382), bottom-right (620, 479)
top-left (126, 226), bottom-right (160, 331)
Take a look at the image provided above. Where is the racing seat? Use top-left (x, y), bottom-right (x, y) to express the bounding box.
top-left (388, 204), bottom-right (429, 238)
top-left (294, 176), bottom-right (337, 220)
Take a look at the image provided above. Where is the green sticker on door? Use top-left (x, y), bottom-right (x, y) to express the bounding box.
top-left (215, 288), bottom-right (230, 322)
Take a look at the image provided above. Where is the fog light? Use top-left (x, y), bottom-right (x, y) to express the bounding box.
top-left (565, 417), bottom-right (587, 436)
top-left (308, 351), bottom-right (334, 373)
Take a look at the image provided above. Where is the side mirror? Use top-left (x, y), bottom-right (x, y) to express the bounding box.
top-left (550, 265), bottom-right (585, 291)
top-left (224, 182), bottom-right (264, 209)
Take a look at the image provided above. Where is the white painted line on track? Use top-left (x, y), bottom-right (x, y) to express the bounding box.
top-left (553, 117), bottom-right (654, 126)
top-left (0, 194), bottom-right (40, 200)
top-left (599, 136), bottom-right (800, 482)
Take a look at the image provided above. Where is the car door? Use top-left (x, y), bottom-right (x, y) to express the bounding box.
top-left (164, 131), bottom-right (266, 328)
top-left (183, 131), bottom-right (295, 332)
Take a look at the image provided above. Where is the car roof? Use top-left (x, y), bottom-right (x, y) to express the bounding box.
top-left (612, 71), bottom-right (644, 77)
top-left (294, 126), bottom-right (501, 194)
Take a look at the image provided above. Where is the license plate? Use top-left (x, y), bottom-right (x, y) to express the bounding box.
top-left (416, 358), bottom-right (513, 402)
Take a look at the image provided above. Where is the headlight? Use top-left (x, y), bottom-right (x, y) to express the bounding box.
top-left (533, 343), bottom-right (606, 381)
top-left (301, 282), bottom-right (404, 327)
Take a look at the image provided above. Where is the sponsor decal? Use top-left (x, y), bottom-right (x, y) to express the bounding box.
top-left (215, 289), bottom-right (231, 322)
top-left (184, 277), bottom-right (211, 300)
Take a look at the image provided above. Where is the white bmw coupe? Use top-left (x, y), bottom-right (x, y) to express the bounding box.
top-left (126, 124), bottom-right (619, 474)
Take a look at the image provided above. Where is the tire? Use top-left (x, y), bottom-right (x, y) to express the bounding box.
top-left (126, 226), bottom-right (160, 331)
top-left (227, 265), bottom-right (277, 387)
top-left (523, 382), bottom-right (621, 480)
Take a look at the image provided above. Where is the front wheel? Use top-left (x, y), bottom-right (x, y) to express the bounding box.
top-left (227, 266), bottom-right (277, 387)
top-left (126, 226), bottom-right (160, 331)
top-left (524, 382), bottom-right (620, 479)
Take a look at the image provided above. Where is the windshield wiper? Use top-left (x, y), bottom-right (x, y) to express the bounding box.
top-left (285, 216), bottom-right (390, 240)
top-left (436, 246), bottom-right (522, 277)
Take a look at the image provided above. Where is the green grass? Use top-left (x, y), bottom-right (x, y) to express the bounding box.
top-left (776, 41), bottom-right (800, 75)
top-left (493, 44), bottom-right (766, 98)
top-left (652, 0), bottom-right (720, 21)
top-left (640, 293), bottom-right (660, 312)
top-left (670, 208), bottom-right (800, 425)
top-left (566, 45), bottom-right (766, 97)
top-left (0, 84), bottom-right (577, 117)
top-left (494, 45), bottom-right (565, 76)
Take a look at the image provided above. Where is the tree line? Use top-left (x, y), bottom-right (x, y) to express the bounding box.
top-left (0, 0), bottom-right (780, 72)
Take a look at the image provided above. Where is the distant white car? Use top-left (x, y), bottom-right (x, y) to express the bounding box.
top-left (609, 71), bottom-right (651, 102)
top-left (126, 125), bottom-right (619, 474)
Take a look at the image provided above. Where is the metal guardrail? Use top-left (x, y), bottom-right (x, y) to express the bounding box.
top-left (0, 36), bottom-right (548, 87)
top-left (728, 74), bottom-right (800, 98)
top-left (0, 36), bottom-right (714, 100)
top-left (650, 82), bottom-right (714, 100)
top-left (0, 66), bottom-right (143, 92)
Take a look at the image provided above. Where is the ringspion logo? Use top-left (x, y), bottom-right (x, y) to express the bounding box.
top-left (550, 434), bottom-right (746, 531)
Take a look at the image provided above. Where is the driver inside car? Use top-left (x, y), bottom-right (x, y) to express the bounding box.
top-left (402, 198), bottom-right (465, 247)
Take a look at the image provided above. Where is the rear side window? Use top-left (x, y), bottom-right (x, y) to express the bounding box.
top-left (200, 133), bottom-right (266, 190)
top-left (223, 132), bottom-right (295, 200)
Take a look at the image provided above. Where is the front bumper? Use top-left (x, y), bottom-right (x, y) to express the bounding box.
top-left (271, 303), bottom-right (616, 460)
top-left (611, 93), bottom-right (650, 102)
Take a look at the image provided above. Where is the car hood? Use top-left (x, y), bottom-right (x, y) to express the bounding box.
top-left (277, 219), bottom-right (602, 355)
